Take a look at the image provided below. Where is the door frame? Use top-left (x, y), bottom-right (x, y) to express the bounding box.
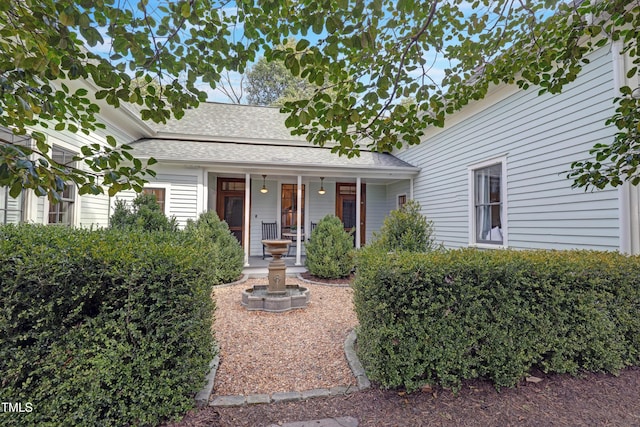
top-left (216, 177), bottom-right (248, 247)
top-left (335, 182), bottom-right (366, 246)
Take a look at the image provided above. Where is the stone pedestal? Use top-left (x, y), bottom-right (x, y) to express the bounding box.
top-left (240, 239), bottom-right (310, 313)
top-left (261, 239), bottom-right (291, 294)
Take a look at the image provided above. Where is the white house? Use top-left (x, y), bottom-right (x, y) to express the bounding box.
top-left (2, 42), bottom-right (639, 264)
top-left (394, 43), bottom-right (640, 255)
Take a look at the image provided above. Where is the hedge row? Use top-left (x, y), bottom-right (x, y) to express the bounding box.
top-left (353, 248), bottom-right (640, 392)
top-left (0, 224), bottom-right (223, 426)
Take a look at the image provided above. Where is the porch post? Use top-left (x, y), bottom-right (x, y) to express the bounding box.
top-left (356, 177), bottom-right (361, 249)
top-left (295, 174), bottom-right (302, 266)
top-left (410, 177), bottom-right (414, 200)
top-left (244, 172), bottom-right (250, 266)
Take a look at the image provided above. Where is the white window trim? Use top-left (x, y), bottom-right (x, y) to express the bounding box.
top-left (468, 156), bottom-right (508, 249)
top-left (43, 144), bottom-right (80, 226)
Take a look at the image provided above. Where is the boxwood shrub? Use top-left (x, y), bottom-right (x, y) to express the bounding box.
top-left (305, 215), bottom-right (354, 279)
top-left (0, 224), bottom-right (218, 426)
top-left (184, 210), bottom-right (244, 284)
top-left (353, 247), bottom-right (640, 392)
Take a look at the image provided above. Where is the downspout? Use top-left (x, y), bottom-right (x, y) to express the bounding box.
top-left (612, 40), bottom-right (632, 254)
top-left (244, 173), bottom-right (250, 266)
top-left (355, 177), bottom-right (361, 249)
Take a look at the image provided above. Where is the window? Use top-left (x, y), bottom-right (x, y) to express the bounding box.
top-left (470, 159), bottom-right (506, 246)
top-left (397, 194), bottom-right (407, 209)
top-left (0, 186), bottom-right (24, 224)
top-left (281, 184), bottom-right (305, 231)
top-left (48, 146), bottom-right (76, 225)
top-left (0, 126), bottom-right (29, 224)
top-left (143, 188), bottom-right (166, 213)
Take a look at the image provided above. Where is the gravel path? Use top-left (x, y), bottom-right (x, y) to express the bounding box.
top-left (212, 279), bottom-right (358, 396)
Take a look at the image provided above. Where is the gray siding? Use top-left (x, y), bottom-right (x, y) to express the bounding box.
top-left (397, 46), bottom-right (620, 251)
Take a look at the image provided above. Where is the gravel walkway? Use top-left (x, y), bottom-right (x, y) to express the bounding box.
top-left (212, 279), bottom-right (358, 396)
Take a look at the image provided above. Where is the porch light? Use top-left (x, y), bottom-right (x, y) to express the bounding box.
top-left (260, 175), bottom-right (268, 193)
top-left (318, 177), bottom-right (326, 195)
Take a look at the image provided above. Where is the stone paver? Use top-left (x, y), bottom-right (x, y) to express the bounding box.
top-left (267, 416), bottom-right (358, 427)
top-left (271, 391), bottom-right (302, 403)
top-left (246, 394), bottom-right (271, 405)
top-left (301, 388), bottom-right (332, 399)
top-left (210, 395), bottom-right (246, 407)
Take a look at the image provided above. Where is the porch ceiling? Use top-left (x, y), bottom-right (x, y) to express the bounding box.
top-left (130, 138), bottom-right (420, 179)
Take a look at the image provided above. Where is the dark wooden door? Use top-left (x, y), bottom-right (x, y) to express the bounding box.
top-left (336, 182), bottom-right (366, 246)
top-left (216, 178), bottom-right (246, 246)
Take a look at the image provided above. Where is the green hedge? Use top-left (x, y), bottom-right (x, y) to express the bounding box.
top-left (353, 247), bottom-right (640, 392)
top-left (0, 224), bottom-right (218, 426)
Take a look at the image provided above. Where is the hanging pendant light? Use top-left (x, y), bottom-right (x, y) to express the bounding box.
top-left (260, 175), bottom-right (268, 193)
top-left (318, 177), bottom-right (326, 195)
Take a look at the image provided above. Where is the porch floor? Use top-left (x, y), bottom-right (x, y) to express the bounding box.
top-left (242, 255), bottom-right (307, 277)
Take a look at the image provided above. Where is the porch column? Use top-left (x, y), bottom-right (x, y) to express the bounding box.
top-left (244, 173), bottom-right (250, 266)
top-left (356, 177), bottom-right (361, 249)
top-left (295, 174), bottom-right (302, 266)
top-left (410, 178), bottom-right (414, 200)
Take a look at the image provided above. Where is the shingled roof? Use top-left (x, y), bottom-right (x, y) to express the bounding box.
top-left (132, 102), bottom-right (418, 176)
top-left (149, 102), bottom-right (310, 144)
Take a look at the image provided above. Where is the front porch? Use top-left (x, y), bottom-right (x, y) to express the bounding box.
top-left (242, 255), bottom-right (308, 277)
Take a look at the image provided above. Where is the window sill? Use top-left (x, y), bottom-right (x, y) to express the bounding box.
top-left (469, 243), bottom-right (508, 250)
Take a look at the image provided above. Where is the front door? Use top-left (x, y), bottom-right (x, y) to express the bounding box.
top-left (216, 178), bottom-right (246, 245)
top-left (336, 182), bottom-right (366, 246)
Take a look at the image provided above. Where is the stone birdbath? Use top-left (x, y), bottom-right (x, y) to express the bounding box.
top-left (261, 239), bottom-right (290, 293)
top-left (240, 239), bottom-right (310, 312)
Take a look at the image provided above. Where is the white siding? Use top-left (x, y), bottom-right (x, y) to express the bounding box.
top-left (366, 184), bottom-right (387, 243)
top-left (80, 194), bottom-right (111, 229)
top-left (308, 179), bottom-right (335, 224)
top-left (397, 46), bottom-right (620, 251)
top-left (112, 167), bottom-right (200, 228)
top-left (167, 173), bottom-right (199, 227)
top-left (386, 181), bottom-right (411, 210)
top-left (250, 178), bottom-right (279, 257)
top-left (26, 113), bottom-right (140, 227)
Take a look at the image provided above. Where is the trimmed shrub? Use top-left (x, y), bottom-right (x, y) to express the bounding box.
top-left (110, 193), bottom-right (178, 232)
top-left (184, 211), bottom-right (244, 284)
top-left (353, 247), bottom-right (640, 392)
top-left (0, 224), bottom-right (216, 426)
top-left (305, 215), bottom-right (354, 279)
top-left (371, 199), bottom-right (441, 252)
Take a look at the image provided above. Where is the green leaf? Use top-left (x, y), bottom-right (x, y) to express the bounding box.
top-left (181, 2), bottom-right (190, 18)
top-left (59, 11), bottom-right (75, 26)
top-left (106, 136), bottom-right (117, 147)
top-left (296, 39), bottom-right (310, 51)
top-left (9, 180), bottom-right (22, 198)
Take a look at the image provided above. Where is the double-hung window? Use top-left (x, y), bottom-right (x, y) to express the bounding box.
top-left (48, 146), bottom-right (76, 225)
top-left (281, 184), bottom-right (305, 233)
top-left (142, 187), bottom-right (166, 213)
top-left (0, 186), bottom-right (24, 224)
top-left (470, 158), bottom-right (506, 247)
top-left (0, 127), bottom-right (28, 224)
